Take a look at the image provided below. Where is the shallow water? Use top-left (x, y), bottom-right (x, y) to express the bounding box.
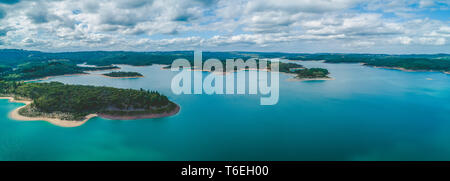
top-left (0, 61), bottom-right (449, 161)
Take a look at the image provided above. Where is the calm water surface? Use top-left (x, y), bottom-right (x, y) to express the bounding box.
top-left (0, 61), bottom-right (449, 161)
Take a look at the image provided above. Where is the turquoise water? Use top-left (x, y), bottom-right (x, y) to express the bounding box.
top-left (1, 62), bottom-right (450, 161)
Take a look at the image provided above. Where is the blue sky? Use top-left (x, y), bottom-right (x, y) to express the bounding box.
top-left (0, 0), bottom-right (449, 54)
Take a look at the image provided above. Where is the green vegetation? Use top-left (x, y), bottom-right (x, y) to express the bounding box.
top-left (0, 65), bottom-right (11, 73)
top-left (363, 58), bottom-right (450, 71)
top-left (0, 49), bottom-right (193, 66)
top-left (276, 62), bottom-right (305, 73)
top-left (293, 68), bottom-right (330, 79)
top-left (0, 81), bottom-right (177, 120)
top-left (268, 53), bottom-right (450, 72)
top-left (0, 80), bottom-right (24, 97)
top-left (103, 71), bottom-right (143, 78)
top-left (0, 60), bottom-right (118, 81)
top-left (1, 49), bottom-right (448, 82)
top-left (270, 62), bottom-right (329, 79)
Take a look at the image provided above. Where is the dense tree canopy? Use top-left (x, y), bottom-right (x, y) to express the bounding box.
top-left (0, 81), bottom-right (176, 120)
top-left (1, 49), bottom-right (449, 82)
top-left (294, 68), bottom-right (330, 79)
top-left (276, 62), bottom-right (305, 73)
top-left (103, 71), bottom-right (143, 77)
top-left (0, 60), bottom-right (118, 81)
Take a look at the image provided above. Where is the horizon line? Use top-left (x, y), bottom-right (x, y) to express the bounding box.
top-left (1, 48), bottom-right (449, 56)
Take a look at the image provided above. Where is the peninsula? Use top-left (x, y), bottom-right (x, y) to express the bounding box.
top-left (0, 59), bottom-right (119, 81)
top-left (0, 81), bottom-right (179, 127)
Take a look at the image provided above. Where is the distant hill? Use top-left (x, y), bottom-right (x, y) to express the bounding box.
top-left (1, 49), bottom-right (449, 74)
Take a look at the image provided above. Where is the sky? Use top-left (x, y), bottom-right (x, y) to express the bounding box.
top-left (0, 0), bottom-right (449, 54)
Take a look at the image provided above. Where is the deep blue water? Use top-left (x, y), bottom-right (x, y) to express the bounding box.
top-left (0, 61), bottom-right (449, 161)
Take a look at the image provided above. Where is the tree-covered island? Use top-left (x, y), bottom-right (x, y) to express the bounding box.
top-left (292, 68), bottom-right (330, 79)
top-left (0, 60), bottom-right (119, 81)
top-left (0, 81), bottom-right (179, 126)
top-left (102, 71), bottom-right (144, 78)
top-left (163, 61), bottom-right (332, 79)
top-left (274, 62), bottom-right (331, 80)
top-left (1, 49), bottom-right (449, 75)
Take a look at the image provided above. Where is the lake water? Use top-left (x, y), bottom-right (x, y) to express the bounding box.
top-left (0, 61), bottom-right (449, 161)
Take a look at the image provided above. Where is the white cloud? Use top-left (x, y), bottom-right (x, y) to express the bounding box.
top-left (390, 36), bottom-right (413, 45)
top-left (0, 0), bottom-right (448, 53)
top-left (418, 37), bottom-right (446, 45)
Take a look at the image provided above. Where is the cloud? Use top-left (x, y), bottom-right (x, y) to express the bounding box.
top-left (418, 37), bottom-right (446, 45)
top-left (26, 4), bottom-right (50, 24)
top-left (390, 36), bottom-right (413, 45)
top-left (116, 0), bottom-right (153, 9)
top-left (245, 0), bottom-right (362, 14)
top-left (99, 11), bottom-right (140, 27)
top-left (82, 1), bottom-right (100, 13)
top-left (0, 0), bottom-right (448, 53)
top-left (419, 0), bottom-right (436, 8)
top-left (0, 27), bottom-right (12, 36)
top-left (364, 0), bottom-right (450, 17)
top-left (21, 37), bottom-right (49, 47)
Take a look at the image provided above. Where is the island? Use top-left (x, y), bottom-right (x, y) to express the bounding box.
top-left (291, 68), bottom-right (331, 80)
top-left (276, 62), bottom-right (305, 72)
top-left (160, 61), bottom-right (332, 80)
top-left (0, 81), bottom-right (180, 127)
top-left (1, 49), bottom-right (449, 75)
top-left (274, 62), bottom-right (331, 80)
top-left (274, 53), bottom-right (450, 74)
top-left (0, 59), bottom-right (119, 81)
top-left (102, 71), bottom-right (144, 78)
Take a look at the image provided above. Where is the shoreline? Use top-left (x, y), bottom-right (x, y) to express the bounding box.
top-left (372, 66), bottom-right (429, 72)
top-left (112, 64), bottom-right (153, 67)
top-left (164, 66), bottom-right (271, 74)
top-left (281, 72), bottom-right (334, 81)
top-left (290, 60), bottom-right (449, 75)
top-left (83, 67), bottom-right (121, 72)
top-left (287, 77), bottom-right (335, 82)
top-left (0, 97), bottom-right (94, 127)
top-left (99, 74), bottom-right (144, 79)
top-left (24, 73), bottom-right (88, 82)
top-left (0, 97), bottom-right (180, 128)
top-left (98, 104), bottom-right (180, 120)
top-left (364, 64), bottom-right (449, 74)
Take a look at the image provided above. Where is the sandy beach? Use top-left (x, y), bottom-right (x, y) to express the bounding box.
top-left (24, 73), bottom-right (88, 82)
top-left (1, 97), bottom-right (96, 127)
top-left (0, 97), bottom-right (180, 127)
top-left (368, 65), bottom-right (449, 74)
top-left (372, 66), bottom-right (422, 72)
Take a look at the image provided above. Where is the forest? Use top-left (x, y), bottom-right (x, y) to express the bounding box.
top-left (103, 71), bottom-right (143, 77)
top-left (279, 53), bottom-right (450, 72)
top-left (0, 60), bottom-right (118, 81)
top-left (0, 81), bottom-right (177, 120)
top-left (293, 68), bottom-right (330, 79)
top-left (1, 49), bottom-right (449, 82)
